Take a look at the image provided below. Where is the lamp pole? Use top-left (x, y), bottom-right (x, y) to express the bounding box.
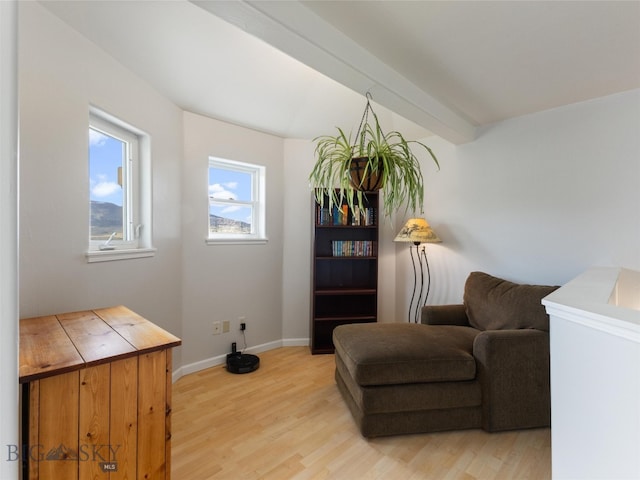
top-left (394, 218), bottom-right (441, 323)
top-left (408, 242), bottom-right (433, 323)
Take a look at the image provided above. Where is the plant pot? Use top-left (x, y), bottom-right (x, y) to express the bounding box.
top-left (349, 157), bottom-right (384, 191)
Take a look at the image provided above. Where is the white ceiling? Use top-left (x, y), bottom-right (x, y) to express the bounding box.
top-left (39, 0), bottom-right (640, 144)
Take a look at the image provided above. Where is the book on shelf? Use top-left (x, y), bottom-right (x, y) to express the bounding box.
top-left (332, 205), bottom-right (343, 225)
top-left (316, 206), bottom-right (331, 225)
top-left (331, 240), bottom-right (377, 257)
top-left (352, 205), bottom-right (360, 226)
top-left (365, 207), bottom-right (377, 226)
top-left (352, 206), bottom-right (377, 226)
top-left (315, 203), bottom-right (377, 227)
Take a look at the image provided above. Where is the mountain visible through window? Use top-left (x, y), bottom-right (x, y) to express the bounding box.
top-left (209, 166), bottom-right (252, 234)
top-left (208, 157), bottom-right (266, 242)
top-left (89, 127), bottom-right (125, 242)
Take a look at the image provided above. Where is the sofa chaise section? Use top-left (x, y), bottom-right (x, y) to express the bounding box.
top-left (333, 271), bottom-right (558, 437)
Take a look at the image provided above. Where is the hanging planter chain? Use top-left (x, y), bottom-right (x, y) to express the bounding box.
top-left (355, 91), bottom-right (374, 155)
top-left (350, 92), bottom-right (384, 191)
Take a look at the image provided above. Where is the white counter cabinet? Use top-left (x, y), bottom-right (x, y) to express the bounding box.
top-left (542, 267), bottom-right (640, 479)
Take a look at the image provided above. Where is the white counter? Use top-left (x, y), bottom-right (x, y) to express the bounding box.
top-left (542, 267), bottom-right (640, 479)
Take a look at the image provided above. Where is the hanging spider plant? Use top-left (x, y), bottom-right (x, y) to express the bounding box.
top-left (309, 93), bottom-right (439, 220)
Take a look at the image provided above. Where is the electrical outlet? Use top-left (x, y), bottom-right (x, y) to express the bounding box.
top-left (222, 320), bottom-right (230, 333)
top-left (240, 322), bottom-right (246, 331)
top-left (239, 316), bottom-right (246, 331)
top-left (212, 321), bottom-right (222, 335)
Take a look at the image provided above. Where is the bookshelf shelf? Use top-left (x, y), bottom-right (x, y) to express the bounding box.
top-left (310, 190), bottom-right (379, 354)
top-left (315, 225), bottom-right (377, 229)
top-left (315, 256), bottom-right (377, 260)
top-left (314, 315), bottom-right (377, 322)
top-left (315, 288), bottom-right (377, 295)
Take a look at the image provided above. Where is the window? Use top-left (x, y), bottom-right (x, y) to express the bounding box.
top-left (87, 108), bottom-right (154, 262)
top-left (208, 157), bottom-right (266, 243)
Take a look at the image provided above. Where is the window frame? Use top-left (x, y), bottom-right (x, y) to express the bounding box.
top-left (207, 157), bottom-right (267, 244)
top-left (86, 108), bottom-right (155, 262)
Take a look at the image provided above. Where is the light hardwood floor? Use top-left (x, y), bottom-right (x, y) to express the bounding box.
top-left (171, 347), bottom-right (550, 479)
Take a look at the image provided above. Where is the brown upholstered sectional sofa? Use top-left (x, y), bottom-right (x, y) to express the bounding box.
top-left (333, 272), bottom-right (558, 437)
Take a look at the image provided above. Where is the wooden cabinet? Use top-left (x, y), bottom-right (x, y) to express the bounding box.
top-left (19, 306), bottom-right (181, 480)
top-left (310, 191), bottom-right (379, 354)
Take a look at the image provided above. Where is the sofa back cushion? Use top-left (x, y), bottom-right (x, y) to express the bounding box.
top-left (463, 271), bottom-right (558, 331)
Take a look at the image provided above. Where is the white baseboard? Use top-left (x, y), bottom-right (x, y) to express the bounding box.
top-left (172, 337), bottom-right (310, 382)
top-left (281, 338), bottom-right (309, 347)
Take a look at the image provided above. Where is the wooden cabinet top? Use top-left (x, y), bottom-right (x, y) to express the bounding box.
top-left (19, 305), bottom-right (181, 383)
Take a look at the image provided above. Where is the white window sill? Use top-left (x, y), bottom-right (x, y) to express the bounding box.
top-left (86, 247), bottom-right (157, 263)
top-left (205, 237), bottom-right (268, 246)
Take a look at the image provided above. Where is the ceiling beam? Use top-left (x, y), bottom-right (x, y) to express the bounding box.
top-left (191, 0), bottom-right (476, 144)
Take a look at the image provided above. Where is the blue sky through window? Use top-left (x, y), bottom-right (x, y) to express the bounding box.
top-left (209, 167), bottom-right (252, 224)
top-left (89, 128), bottom-right (124, 206)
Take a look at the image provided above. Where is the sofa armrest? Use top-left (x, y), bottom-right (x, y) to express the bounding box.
top-left (421, 304), bottom-right (470, 326)
top-left (473, 329), bottom-right (550, 432)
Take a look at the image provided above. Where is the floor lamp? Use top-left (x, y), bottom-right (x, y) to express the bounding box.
top-left (394, 218), bottom-right (441, 323)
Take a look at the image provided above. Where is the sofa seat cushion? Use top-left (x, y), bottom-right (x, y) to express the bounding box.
top-left (333, 323), bottom-right (480, 386)
top-left (335, 353), bottom-right (481, 413)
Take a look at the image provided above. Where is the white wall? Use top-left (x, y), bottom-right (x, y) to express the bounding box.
top-left (17, 2), bottom-right (288, 381)
top-left (395, 89), bottom-right (640, 320)
top-left (18, 3), bottom-right (183, 365)
top-left (281, 140), bottom-right (314, 340)
top-left (181, 111), bottom-right (285, 367)
top-left (281, 90), bottom-right (640, 335)
top-left (276, 90), bottom-right (640, 326)
top-left (1, 2), bottom-right (19, 478)
top-left (16, 1), bottom-right (640, 379)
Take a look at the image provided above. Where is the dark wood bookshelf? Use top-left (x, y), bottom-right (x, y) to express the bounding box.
top-left (310, 191), bottom-right (379, 354)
